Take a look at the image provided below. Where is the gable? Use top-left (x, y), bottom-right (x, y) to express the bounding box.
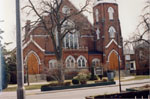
top-left (105, 39), bottom-right (122, 49)
top-left (23, 35), bottom-right (45, 52)
top-left (24, 0), bottom-right (92, 37)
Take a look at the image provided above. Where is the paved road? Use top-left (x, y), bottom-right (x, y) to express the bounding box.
top-left (0, 79), bottom-right (150, 99)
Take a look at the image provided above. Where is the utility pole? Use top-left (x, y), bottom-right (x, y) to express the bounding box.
top-left (16, 0), bottom-right (25, 99)
top-left (148, 22), bottom-right (150, 84)
top-left (117, 31), bottom-right (122, 93)
top-left (148, 5), bottom-right (150, 86)
top-left (0, 26), bottom-right (3, 92)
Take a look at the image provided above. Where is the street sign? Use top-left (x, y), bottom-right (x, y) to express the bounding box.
top-left (95, 67), bottom-right (103, 75)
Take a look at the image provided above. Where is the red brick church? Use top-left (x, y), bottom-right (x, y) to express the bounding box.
top-left (23, 0), bottom-right (124, 79)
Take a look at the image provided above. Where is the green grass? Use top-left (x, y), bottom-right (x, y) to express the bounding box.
top-left (3, 79), bottom-right (104, 92)
top-left (3, 84), bottom-right (45, 92)
top-left (3, 86), bottom-right (17, 92)
top-left (121, 75), bottom-right (150, 82)
top-left (133, 75), bottom-right (150, 80)
top-left (4, 75), bottom-right (150, 92)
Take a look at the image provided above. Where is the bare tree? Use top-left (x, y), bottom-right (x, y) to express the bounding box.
top-left (23, 0), bottom-right (90, 83)
top-left (124, 0), bottom-right (150, 74)
top-left (125, 0), bottom-right (150, 45)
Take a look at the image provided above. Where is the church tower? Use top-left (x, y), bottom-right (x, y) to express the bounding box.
top-left (93, 0), bottom-right (124, 70)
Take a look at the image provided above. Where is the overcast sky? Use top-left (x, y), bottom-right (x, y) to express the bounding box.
top-left (0, 0), bottom-right (146, 50)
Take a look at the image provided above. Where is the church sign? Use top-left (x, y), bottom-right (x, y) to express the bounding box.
top-left (94, 67), bottom-right (103, 75)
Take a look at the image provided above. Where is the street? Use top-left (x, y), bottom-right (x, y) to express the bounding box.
top-left (0, 79), bottom-right (150, 99)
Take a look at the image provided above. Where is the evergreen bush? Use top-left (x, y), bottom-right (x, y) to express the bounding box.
top-left (72, 78), bottom-right (79, 85)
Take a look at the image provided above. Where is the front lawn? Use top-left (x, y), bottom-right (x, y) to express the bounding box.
top-left (3, 84), bottom-right (45, 92)
top-left (4, 75), bottom-right (149, 92)
top-left (121, 75), bottom-right (150, 81)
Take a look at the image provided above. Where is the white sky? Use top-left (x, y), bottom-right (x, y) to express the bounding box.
top-left (0, 0), bottom-right (146, 50)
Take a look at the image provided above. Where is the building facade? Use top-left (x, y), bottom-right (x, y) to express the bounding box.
top-left (23, 0), bottom-right (125, 80)
top-left (124, 49), bottom-right (136, 74)
top-left (134, 41), bottom-right (149, 75)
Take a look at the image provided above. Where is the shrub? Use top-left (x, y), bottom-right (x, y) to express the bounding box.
top-left (65, 71), bottom-right (78, 80)
top-left (95, 80), bottom-right (102, 83)
top-left (46, 76), bottom-right (55, 81)
top-left (80, 80), bottom-right (87, 84)
top-left (72, 71), bottom-right (90, 85)
top-left (78, 70), bottom-right (91, 80)
top-left (90, 75), bottom-right (98, 80)
top-left (48, 83), bottom-right (59, 86)
top-left (109, 78), bottom-right (114, 82)
top-left (64, 82), bottom-right (71, 86)
top-left (47, 81), bottom-right (71, 86)
top-left (79, 70), bottom-right (90, 75)
top-left (72, 78), bottom-right (79, 85)
top-left (77, 73), bottom-right (88, 82)
top-left (86, 73), bottom-right (91, 80)
top-left (102, 78), bottom-right (107, 82)
top-left (2, 62), bottom-right (10, 89)
top-left (90, 66), bottom-right (95, 80)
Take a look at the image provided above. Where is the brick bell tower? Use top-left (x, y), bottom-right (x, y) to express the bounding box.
top-left (93, 0), bottom-right (124, 71)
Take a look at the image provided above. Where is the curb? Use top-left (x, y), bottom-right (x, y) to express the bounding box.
top-left (26, 81), bottom-right (150, 96)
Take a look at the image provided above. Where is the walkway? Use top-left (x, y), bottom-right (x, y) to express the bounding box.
top-left (0, 79), bottom-right (150, 99)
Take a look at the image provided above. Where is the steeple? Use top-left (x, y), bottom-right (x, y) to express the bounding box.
top-left (94, 0), bottom-right (117, 7)
top-left (93, 0), bottom-right (124, 70)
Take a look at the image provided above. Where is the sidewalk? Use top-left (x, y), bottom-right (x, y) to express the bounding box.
top-left (121, 76), bottom-right (135, 80)
top-left (8, 81), bottom-right (49, 88)
top-left (8, 76), bottom-right (148, 89)
top-left (1, 78), bottom-right (150, 99)
top-left (23, 78), bottom-right (150, 95)
top-left (118, 79), bottom-right (150, 85)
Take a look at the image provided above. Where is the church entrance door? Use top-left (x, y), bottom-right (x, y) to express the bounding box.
top-left (109, 51), bottom-right (119, 70)
top-left (27, 53), bottom-right (39, 74)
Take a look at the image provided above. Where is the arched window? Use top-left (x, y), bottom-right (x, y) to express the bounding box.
top-left (62, 20), bottom-right (79, 49)
top-left (96, 28), bottom-right (100, 40)
top-left (95, 9), bottom-right (99, 22)
top-left (56, 19), bottom-right (76, 47)
top-left (49, 60), bottom-right (57, 69)
top-left (62, 20), bottom-right (74, 28)
top-left (92, 58), bottom-right (100, 67)
top-left (77, 56), bottom-right (87, 68)
top-left (108, 7), bottom-right (114, 20)
top-left (62, 5), bottom-right (70, 15)
top-left (65, 55), bottom-right (75, 68)
top-left (109, 26), bottom-right (116, 38)
top-left (64, 32), bottom-right (79, 49)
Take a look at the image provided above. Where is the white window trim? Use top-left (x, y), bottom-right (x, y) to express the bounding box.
top-left (65, 55), bottom-right (76, 68)
top-left (130, 61), bottom-right (136, 70)
top-left (109, 26), bottom-right (116, 38)
top-left (24, 50), bottom-right (41, 73)
top-left (25, 50), bottom-right (41, 65)
top-left (49, 59), bottom-right (57, 69)
top-left (94, 0), bottom-right (117, 7)
top-left (108, 7), bottom-right (114, 20)
top-left (105, 39), bottom-right (122, 48)
top-left (95, 9), bottom-right (99, 22)
top-left (77, 55), bottom-right (87, 68)
top-left (92, 58), bottom-right (100, 63)
top-left (107, 49), bottom-right (121, 62)
top-left (23, 35), bottom-right (45, 52)
top-left (64, 32), bottom-right (79, 49)
top-left (96, 28), bottom-right (100, 40)
top-left (62, 5), bottom-right (70, 15)
top-left (92, 58), bottom-right (100, 67)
